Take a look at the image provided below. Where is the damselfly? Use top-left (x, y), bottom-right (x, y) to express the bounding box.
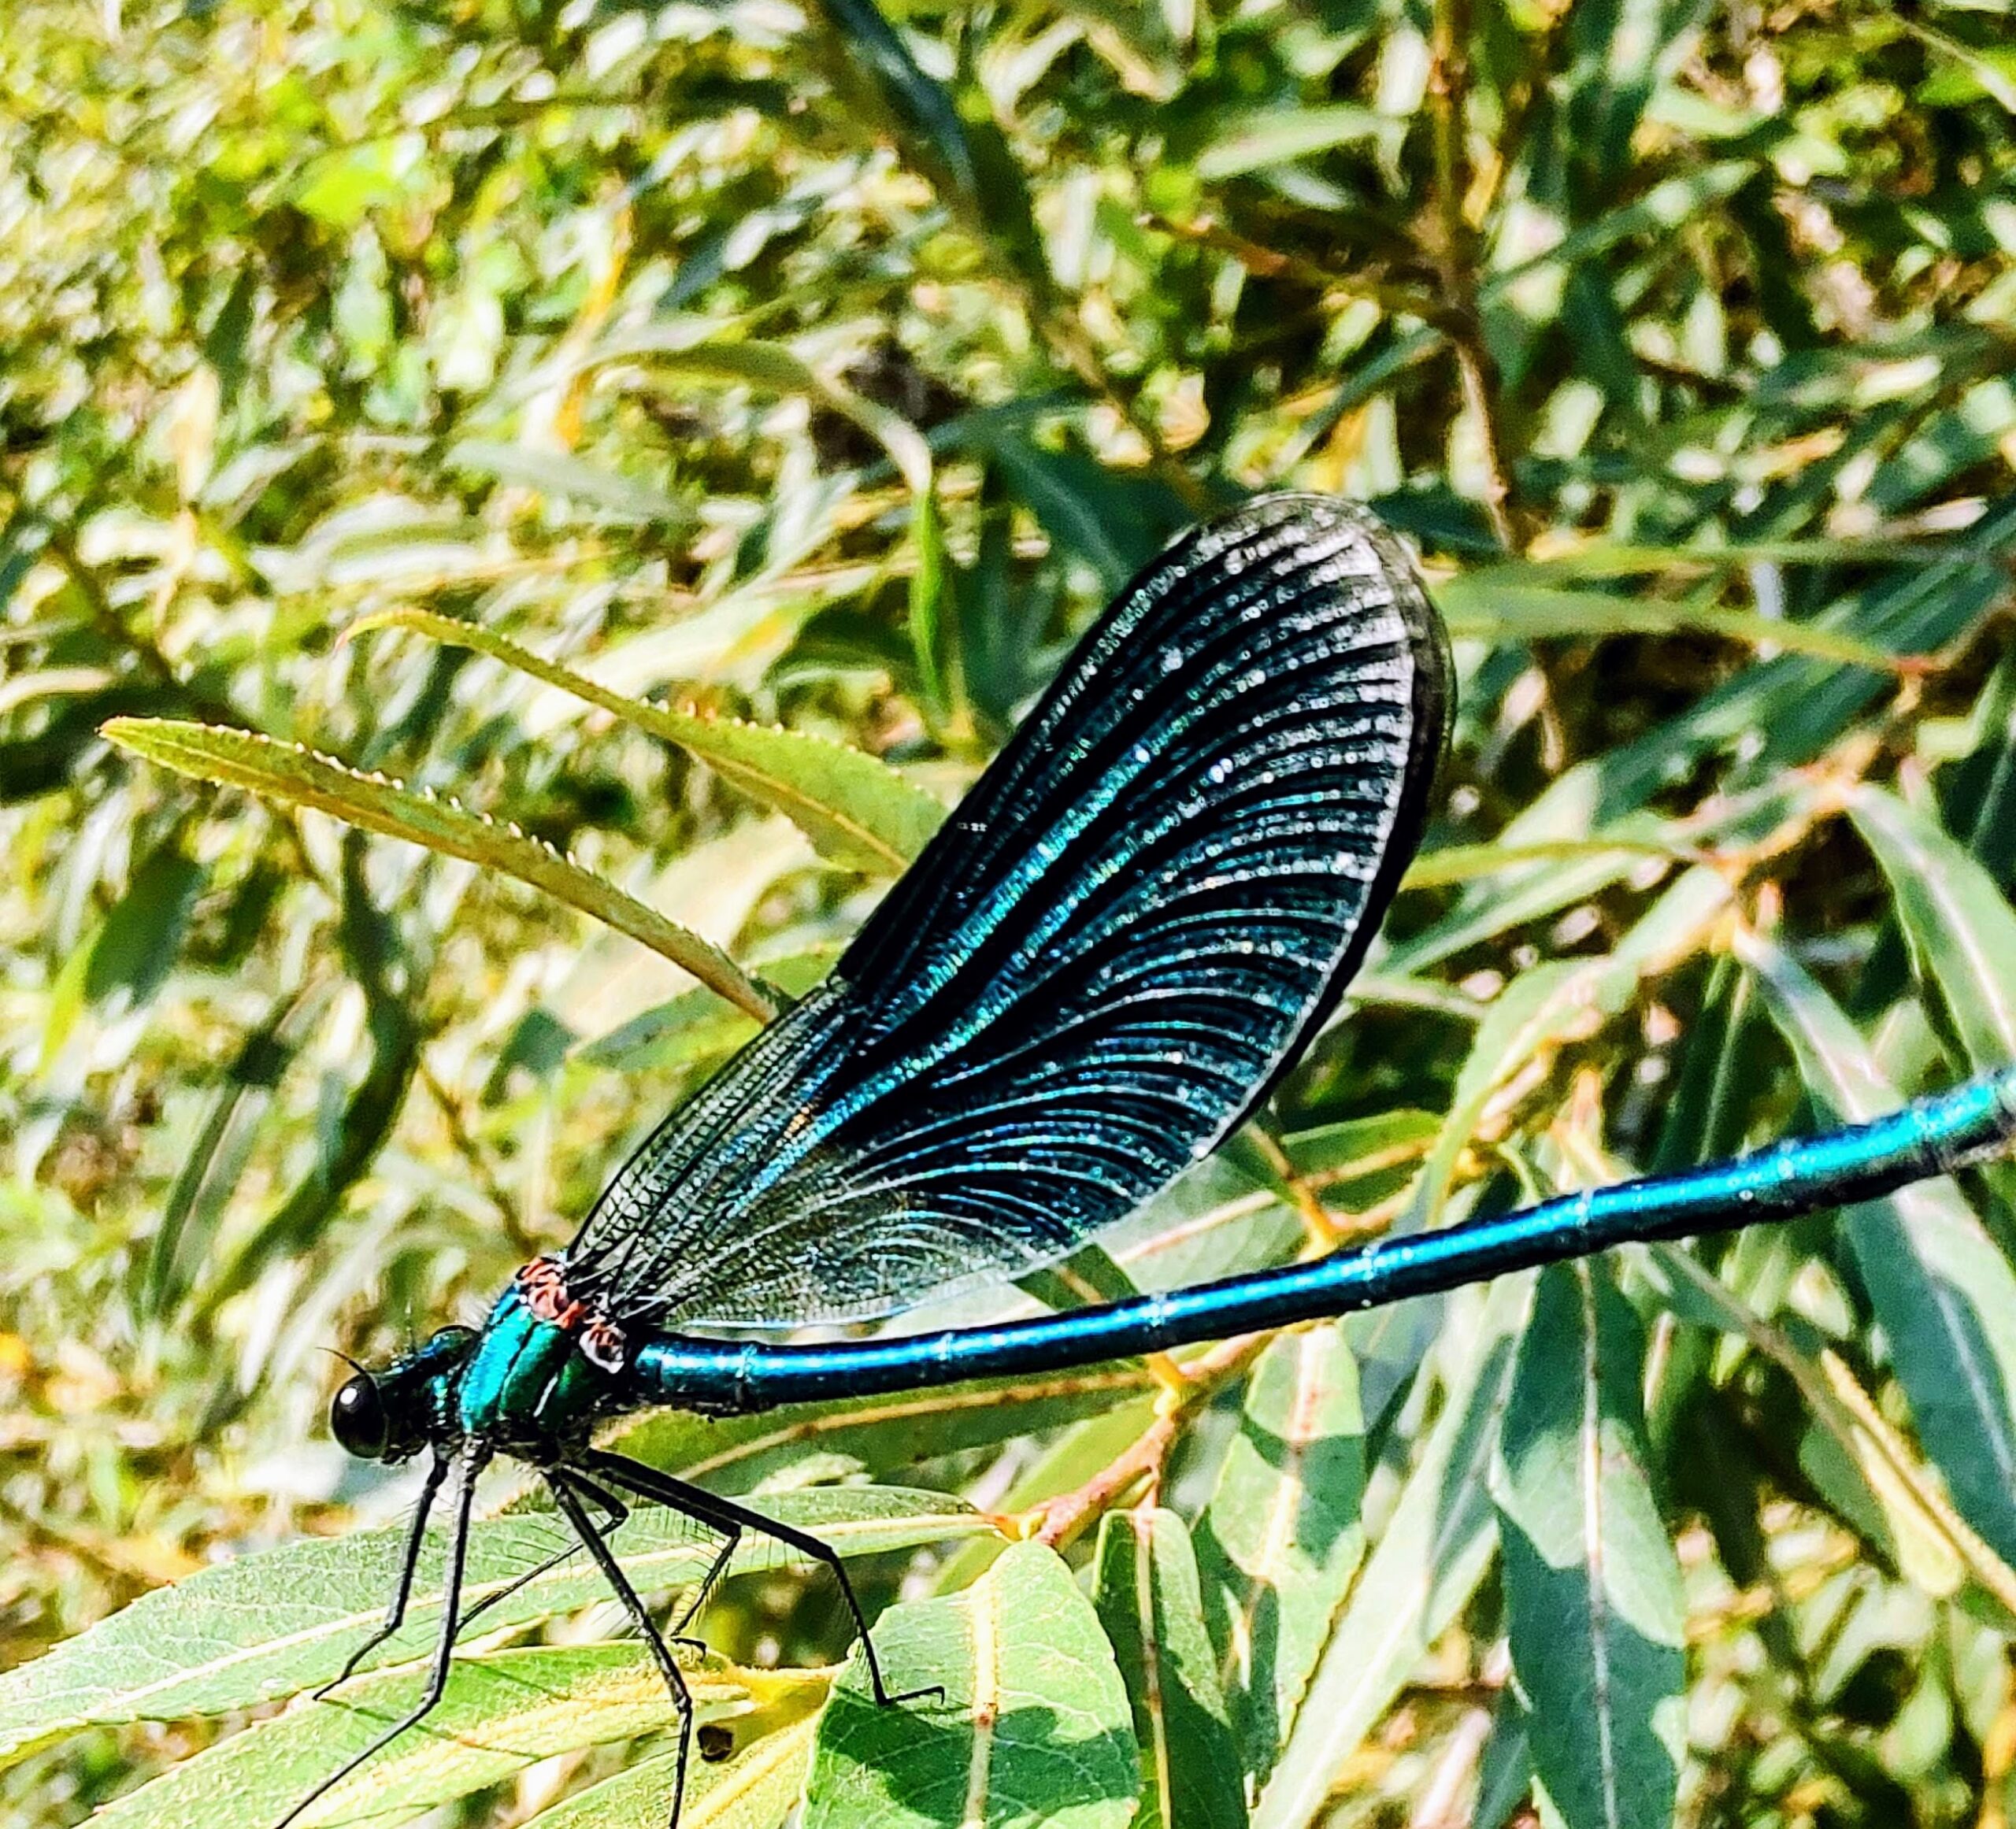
top-left (293, 495), bottom-right (2016, 1829)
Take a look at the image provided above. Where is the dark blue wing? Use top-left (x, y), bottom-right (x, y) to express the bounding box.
top-left (565, 494), bottom-right (1450, 1328)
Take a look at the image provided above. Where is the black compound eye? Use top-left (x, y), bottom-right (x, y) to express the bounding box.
top-left (330, 1374), bottom-right (389, 1460)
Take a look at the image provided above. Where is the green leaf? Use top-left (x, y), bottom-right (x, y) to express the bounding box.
top-left (1741, 935), bottom-right (2016, 1569)
top-left (803, 0), bottom-right (1044, 286)
top-left (1848, 784), bottom-right (2016, 1065)
top-left (0, 1489), bottom-right (987, 1767)
top-left (580, 335), bottom-right (933, 502)
top-left (1400, 836), bottom-right (1681, 892)
top-left (1255, 1276), bottom-right (1529, 1829)
top-left (1903, 19), bottom-right (2016, 117)
top-left (99, 718), bottom-right (778, 1018)
top-left (83, 842), bottom-right (206, 1009)
top-left (1478, 537), bottom-right (1960, 579)
top-left (578, 948), bottom-right (842, 1074)
top-left (1384, 838), bottom-right (1658, 976)
top-left (1492, 1264), bottom-right (1685, 1829)
top-left (1434, 576), bottom-right (1911, 671)
top-left (1277, 1108), bottom-right (1440, 1204)
top-left (445, 440), bottom-right (694, 527)
top-left (605, 1368), bottom-right (1159, 1497)
top-left (1194, 106), bottom-right (1406, 180)
top-left (907, 482), bottom-right (950, 718)
top-left (290, 138), bottom-right (433, 230)
top-left (1090, 1508), bottom-right (1246, 1829)
top-left (1195, 1323), bottom-right (1365, 1777)
top-left (1410, 870), bottom-right (1735, 1214)
top-left (571, 330), bottom-right (947, 716)
top-left (524, 1715), bottom-right (821, 1829)
top-left (143, 1013), bottom-right (291, 1318)
top-left (350, 609), bottom-right (944, 875)
top-left (965, 432), bottom-right (1188, 591)
top-left (89, 1644), bottom-right (799, 1829)
top-left (1640, 1245), bottom-right (2016, 1618)
top-left (802, 1538), bottom-right (1138, 1829)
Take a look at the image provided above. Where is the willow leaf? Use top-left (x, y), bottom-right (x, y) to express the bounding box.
top-left (1196, 1323), bottom-right (1365, 1778)
top-left (803, 1539), bottom-right (1137, 1829)
top-left (101, 717), bottom-right (776, 1018)
top-left (1435, 576), bottom-right (1910, 670)
top-left (90, 1645), bottom-right (799, 1829)
top-left (1091, 1509), bottom-right (1245, 1829)
top-left (0, 1489), bottom-right (983, 1766)
top-left (348, 607), bottom-right (943, 874)
top-left (1493, 1264), bottom-right (1685, 1829)
top-left (525, 1716), bottom-right (821, 1829)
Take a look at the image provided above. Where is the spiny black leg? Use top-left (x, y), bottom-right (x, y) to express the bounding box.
top-left (317, 1451), bottom-right (450, 1698)
top-left (321, 1453), bottom-right (605, 1698)
top-left (280, 1449), bottom-right (487, 1829)
top-left (548, 1472), bottom-right (694, 1829)
top-left (577, 1448), bottom-right (942, 1709)
top-left (672, 1520), bottom-right (741, 1638)
top-left (546, 1469), bottom-right (715, 1660)
top-left (448, 1475), bottom-right (629, 1642)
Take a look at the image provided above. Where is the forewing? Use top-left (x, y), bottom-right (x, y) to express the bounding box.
top-left (565, 495), bottom-right (1450, 1328)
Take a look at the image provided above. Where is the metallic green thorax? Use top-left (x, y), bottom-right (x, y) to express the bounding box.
top-left (453, 1286), bottom-right (611, 1451)
top-left (329, 1272), bottom-right (625, 1469)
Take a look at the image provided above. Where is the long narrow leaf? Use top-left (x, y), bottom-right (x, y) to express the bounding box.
top-left (0, 1487), bottom-right (981, 1764)
top-left (1492, 1264), bottom-right (1685, 1829)
top-left (803, 1539), bottom-right (1138, 1829)
top-left (1254, 1275), bottom-right (1531, 1829)
top-left (348, 607), bottom-right (943, 873)
top-left (101, 718), bottom-right (777, 1018)
top-left (90, 1645), bottom-right (799, 1829)
top-left (1436, 576), bottom-right (1911, 670)
top-left (1740, 932), bottom-right (2016, 1570)
top-left (1091, 1508), bottom-right (1247, 1829)
top-left (1195, 1323), bottom-right (1365, 1778)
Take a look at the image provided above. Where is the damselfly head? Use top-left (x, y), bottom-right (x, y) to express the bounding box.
top-left (328, 1324), bottom-right (480, 1463)
top-left (329, 1372), bottom-right (387, 1458)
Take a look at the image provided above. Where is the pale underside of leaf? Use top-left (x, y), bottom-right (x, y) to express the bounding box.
top-left (347, 605), bottom-right (944, 874)
top-left (101, 716), bottom-right (777, 1018)
top-left (0, 1490), bottom-right (988, 1767)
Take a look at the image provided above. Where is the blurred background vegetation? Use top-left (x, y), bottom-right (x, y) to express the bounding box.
top-left (5, 0), bottom-right (2016, 1824)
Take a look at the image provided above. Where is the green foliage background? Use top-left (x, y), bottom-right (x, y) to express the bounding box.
top-left (5, 0), bottom-right (2016, 1824)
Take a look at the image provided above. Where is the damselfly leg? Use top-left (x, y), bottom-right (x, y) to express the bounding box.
top-left (279, 1448), bottom-right (487, 1829)
top-left (316, 1452), bottom-right (450, 1698)
top-left (577, 1447), bottom-right (944, 1709)
top-left (547, 1472), bottom-right (695, 1829)
top-left (317, 1464), bottom-right (643, 1701)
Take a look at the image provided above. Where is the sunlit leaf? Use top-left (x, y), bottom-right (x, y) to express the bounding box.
top-left (1741, 934), bottom-right (2016, 1571)
top-left (90, 1645), bottom-right (800, 1829)
top-left (0, 1490), bottom-right (986, 1766)
top-left (101, 718), bottom-right (777, 1018)
top-left (1435, 576), bottom-right (1912, 670)
top-left (802, 1539), bottom-right (1138, 1829)
top-left (525, 1714), bottom-right (821, 1829)
top-left (1848, 784), bottom-right (2016, 1064)
top-left (1254, 1277), bottom-right (1529, 1829)
top-left (1493, 1264), bottom-right (1685, 1829)
top-left (1090, 1508), bottom-right (1245, 1829)
top-left (348, 608), bottom-right (944, 873)
top-left (1196, 1323), bottom-right (1364, 1776)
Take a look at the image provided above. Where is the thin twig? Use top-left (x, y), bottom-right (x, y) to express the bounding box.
top-left (1245, 1126), bottom-right (1343, 1245)
top-left (1142, 211), bottom-right (1450, 326)
top-left (1029, 1331), bottom-right (1271, 1549)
